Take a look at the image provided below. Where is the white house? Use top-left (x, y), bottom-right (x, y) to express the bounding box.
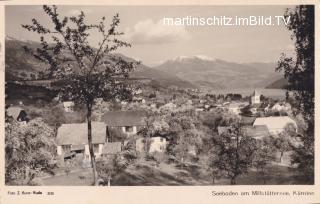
top-left (271, 102), bottom-right (292, 112)
top-left (253, 116), bottom-right (297, 135)
top-left (56, 122), bottom-right (106, 160)
top-left (149, 137), bottom-right (167, 153)
top-left (135, 137), bottom-right (167, 153)
top-left (250, 90), bottom-right (261, 105)
top-left (63, 101), bottom-right (74, 112)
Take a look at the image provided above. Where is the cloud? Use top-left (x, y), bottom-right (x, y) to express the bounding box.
top-left (67, 9), bottom-right (92, 16)
top-left (125, 19), bottom-right (190, 45)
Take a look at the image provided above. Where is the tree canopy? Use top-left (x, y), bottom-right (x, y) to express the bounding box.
top-left (22, 5), bottom-right (139, 185)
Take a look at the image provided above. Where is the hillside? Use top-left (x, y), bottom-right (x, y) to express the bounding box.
top-left (153, 56), bottom-right (282, 89)
top-left (265, 78), bottom-right (288, 89)
top-left (5, 37), bottom-right (196, 89)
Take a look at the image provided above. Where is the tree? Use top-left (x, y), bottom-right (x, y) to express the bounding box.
top-left (253, 137), bottom-right (276, 184)
top-left (22, 5), bottom-right (138, 185)
top-left (96, 154), bottom-right (125, 186)
top-left (5, 118), bottom-right (56, 185)
top-left (273, 134), bottom-right (291, 163)
top-left (273, 124), bottom-right (296, 162)
top-left (276, 5), bottom-right (314, 182)
top-left (166, 112), bottom-right (203, 163)
top-left (210, 118), bottom-right (257, 185)
top-left (138, 112), bottom-right (169, 157)
top-left (96, 141), bottom-right (136, 186)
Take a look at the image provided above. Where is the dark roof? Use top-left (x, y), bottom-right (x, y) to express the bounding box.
top-left (56, 122), bottom-right (106, 145)
top-left (240, 116), bottom-right (256, 125)
top-left (101, 111), bottom-right (146, 127)
top-left (102, 142), bottom-right (122, 155)
top-left (242, 125), bottom-right (269, 139)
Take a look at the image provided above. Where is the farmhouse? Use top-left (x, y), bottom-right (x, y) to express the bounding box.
top-left (253, 116), bottom-right (297, 135)
top-left (56, 122), bottom-right (106, 160)
top-left (6, 106), bottom-right (30, 124)
top-left (101, 110), bottom-right (146, 142)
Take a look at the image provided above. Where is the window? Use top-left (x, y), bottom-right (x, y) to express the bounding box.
top-left (93, 144), bottom-right (99, 154)
top-left (160, 138), bottom-right (164, 142)
top-left (62, 145), bottom-right (71, 154)
top-left (125, 126), bottom-right (134, 133)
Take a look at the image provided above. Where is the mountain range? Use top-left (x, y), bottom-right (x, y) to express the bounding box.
top-left (5, 36), bottom-right (284, 90)
top-left (153, 56), bottom-right (284, 89)
top-left (5, 36), bottom-right (196, 89)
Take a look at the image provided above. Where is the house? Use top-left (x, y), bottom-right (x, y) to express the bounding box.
top-left (136, 136), bottom-right (167, 153)
top-left (253, 116), bottom-right (297, 135)
top-left (101, 110), bottom-right (146, 141)
top-left (6, 106), bottom-right (30, 124)
top-left (250, 90), bottom-right (261, 105)
top-left (241, 125), bottom-right (269, 140)
top-left (56, 122), bottom-right (106, 160)
top-left (271, 102), bottom-right (292, 112)
top-left (63, 101), bottom-right (74, 112)
top-left (149, 136), bottom-right (167, 153)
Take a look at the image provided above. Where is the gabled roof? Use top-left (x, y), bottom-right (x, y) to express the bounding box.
top-left (101, 111), bottom-right (146, 127)
top-left (242, 125), bottom-right (269, 139)
top-left (7, 106), bottom-right (24, 120)
top-left (56, 122), bottom-right (106, 145)
top-left (102, 142), bottom-right (122, 155)
top-left (253, 116), bottom-right (297, 132)
top-left (240, 116), bottom-right (256, 125)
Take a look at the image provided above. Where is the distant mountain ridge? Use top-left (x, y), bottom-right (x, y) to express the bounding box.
top-left (153, 56), bottom-right (283, 89)
top-left (265, 78), bottom-right (289, 89)
top-left (5, 36), bottom-right (196, 89)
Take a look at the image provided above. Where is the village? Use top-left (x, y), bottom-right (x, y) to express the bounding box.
top-left (5, 83), bottom-right (304, 186)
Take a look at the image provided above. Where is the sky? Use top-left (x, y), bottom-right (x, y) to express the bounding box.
top-left (5, 5), bottom-right (295, 66)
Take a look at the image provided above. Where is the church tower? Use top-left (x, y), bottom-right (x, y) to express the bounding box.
top-left (251, 90), bottom-right (261, 105)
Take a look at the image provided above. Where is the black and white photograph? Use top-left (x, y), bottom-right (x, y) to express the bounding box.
top-left (3, 4), bottom-right (315, 188)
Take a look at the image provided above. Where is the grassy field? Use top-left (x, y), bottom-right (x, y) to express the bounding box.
top-left (41, 160), bottom-right (307, 186)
